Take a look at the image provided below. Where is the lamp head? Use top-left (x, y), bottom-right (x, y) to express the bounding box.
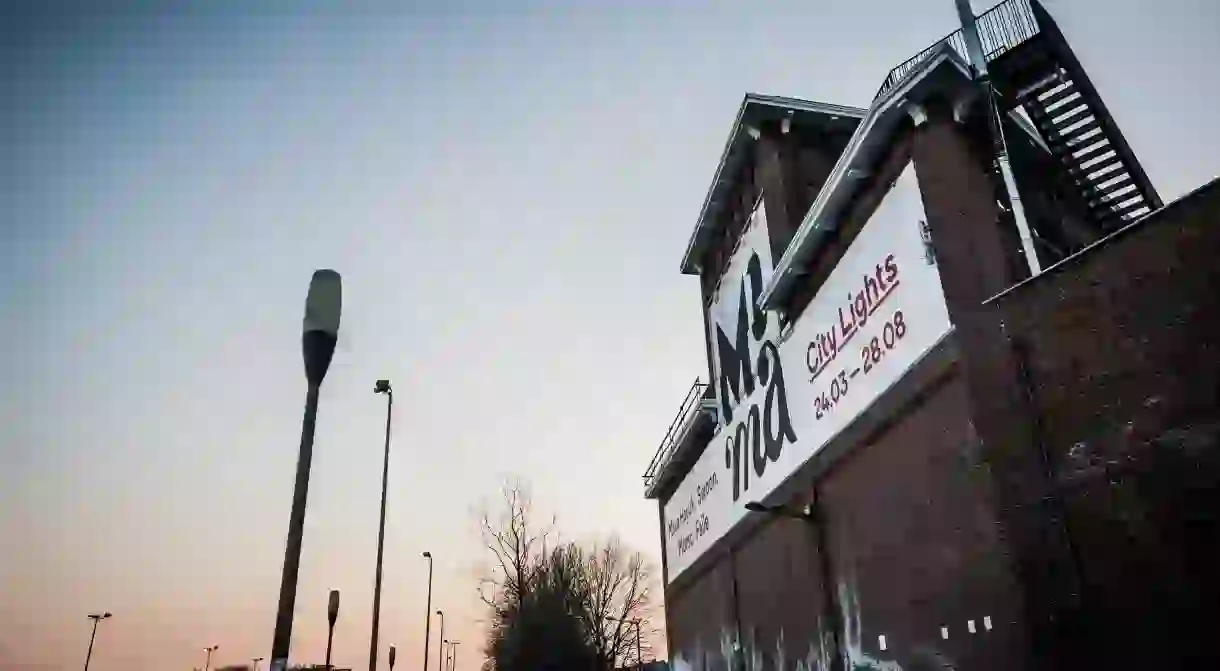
top-left (374, 379), bottom-right (391, 394)
top-left (744, 501), bottom-right (767, 513)
top-left (422, 551), bottom-right (431, 558)
top-left (303, 270), bottom-right (342, 337)
top-left (328, 589), bottom-right (341, 623)
top-left (302, 269), bottom-right (342, 386)
top-left (388, 646), bottom-right (397, 667)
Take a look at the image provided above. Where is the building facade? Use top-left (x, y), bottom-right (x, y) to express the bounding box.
top-left (642, 2), bottom-right (1220, 670)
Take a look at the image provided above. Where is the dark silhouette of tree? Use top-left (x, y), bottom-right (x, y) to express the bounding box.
top-left (486, 544), bottom-right (599, 671)
top-left (478, 481), bottom-right (658, 671)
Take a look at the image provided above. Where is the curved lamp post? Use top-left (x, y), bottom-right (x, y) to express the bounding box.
top-left (326, 589), bottom-right (341, 670)
top-left (369, 379), bottom-right (394, 671)
top-left (203, 645), bottom-right (220, 671)
top-left (82, 612), bottom-right (112, 671)
top-left (271, 270), bottom-right (341, 671)
top-left (422, 552), bottom-right (433, 671)
top-left (253, 657), bottom-right (264, 671)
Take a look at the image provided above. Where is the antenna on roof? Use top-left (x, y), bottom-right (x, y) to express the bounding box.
top-left (955, 0), bottom-right (989, 76)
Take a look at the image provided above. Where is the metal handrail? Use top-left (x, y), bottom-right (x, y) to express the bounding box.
top-left (643, 379), bottom-right (711, 490)
top-left (872, 0), bottom-right (1041, 102)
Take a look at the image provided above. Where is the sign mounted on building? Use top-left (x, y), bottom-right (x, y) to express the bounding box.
top-left (707, 199), bottom-right (781, 430)
top-left (663, 165), bottom-right (952, 581)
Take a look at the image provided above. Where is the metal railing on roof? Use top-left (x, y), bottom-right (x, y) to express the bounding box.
top-left (642, 379), bottom-right (711, 492)
top-left (872, 0), bottom-right (1041, 102)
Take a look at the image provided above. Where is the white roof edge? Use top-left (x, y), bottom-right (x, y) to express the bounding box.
top-left (743, 94), bottom-right (870, 119)
top-left (677, 97), bottom-right (753, 275)
top-left (677, 94), bottom-right (869, 275)
top-left (759, 45), bottom-right (974, 309)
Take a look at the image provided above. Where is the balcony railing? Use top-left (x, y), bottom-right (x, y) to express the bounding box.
top-left (872, 0), bottom-right (1041, 102)
top-left (643, 379), bottom-right (711, 492)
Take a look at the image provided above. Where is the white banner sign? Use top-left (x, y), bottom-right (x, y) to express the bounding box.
top-left (664, 165), bottom-right (951, 581)
top-left (707, 198), bottom-right (779, 430)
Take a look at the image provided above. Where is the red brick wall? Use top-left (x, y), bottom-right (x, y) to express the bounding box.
top-left (983, 178), bottom-right (1220, 669)
top-left (815, 372), bottom-right (1024, 671)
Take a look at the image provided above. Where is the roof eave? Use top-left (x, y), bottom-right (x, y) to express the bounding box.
top-left (760, 45), bottom-right (975, 309)
top-left (678, 94), bottom-right (868, 276)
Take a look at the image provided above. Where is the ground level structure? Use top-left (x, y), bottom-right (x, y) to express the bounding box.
top-left (641, 2), bottom-right (1220, 670)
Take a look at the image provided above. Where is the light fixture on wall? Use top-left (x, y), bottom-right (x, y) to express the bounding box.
top-left (744, 501), bottom-right (816, 521)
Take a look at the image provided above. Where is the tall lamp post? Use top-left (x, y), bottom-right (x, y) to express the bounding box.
top-left (271, 269), bottom-right (342, 671)
top-left (326, 589), bottom-right (341, 670)
top-left (369, 379), bottom-right (394, 671)
top-left (435, 610), bottom-right (444, 671)
top-left (421, 552), bottom-right (434, 671)
top-left (82, 612), bottom-right (112, 671)
top-left (253, 657), bottom-right (264, 671)
top-left (388, 645), bottom-right (397, 671)
top-left (448, 641), bottom-right (460, 671)
top-left (204, 645), bottom-right (220, 671)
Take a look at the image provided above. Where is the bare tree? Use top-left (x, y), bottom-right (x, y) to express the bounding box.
top-left (477, 480), bottom-right (553, 616)
top-left (477, 479), bottom-right (660, 671)
top-left (579, 538), bottom-right (656, 669)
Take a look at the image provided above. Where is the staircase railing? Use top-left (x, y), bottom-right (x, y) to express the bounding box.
top-left (643, 379), bottom-right (711, 491)
top-left (873, 0), bottom-right (1041, 102)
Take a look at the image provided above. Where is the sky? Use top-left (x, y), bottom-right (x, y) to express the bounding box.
top-left (1, 0), bottom-right (1217, 669)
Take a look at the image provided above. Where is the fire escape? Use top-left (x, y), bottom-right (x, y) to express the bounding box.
top-left (876, 0), bottom-right (1161, 234)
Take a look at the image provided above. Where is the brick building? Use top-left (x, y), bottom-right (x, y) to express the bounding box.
top-left (641, 1), bottom-right (1219, 670)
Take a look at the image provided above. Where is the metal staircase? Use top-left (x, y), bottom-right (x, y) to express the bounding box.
top-left (989, 0), bottom-right (1162, 231)
top-left (876, 0), bottom-right (1162, 233)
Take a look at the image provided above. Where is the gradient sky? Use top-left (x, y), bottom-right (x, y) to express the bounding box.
top-left (1, 0), bottom-right (1217, 669)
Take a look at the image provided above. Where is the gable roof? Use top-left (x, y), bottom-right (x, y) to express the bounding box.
top-left (678, 94), bottom-right (867, 275)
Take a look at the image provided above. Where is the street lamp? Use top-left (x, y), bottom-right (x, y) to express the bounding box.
top-left (204, 645), bottom-right (220, 671)
top-left (448, 641), bottom-right (460, 671)
top-left (421, 552), bottom-right (434, 671)
top-left (326, 589), bottom-right (341, 670)
top-left (435, 610), bottom-right (444, 671)
top-left (369, 378), bottom-right (394, 671)
top-left (253, 657), bottom-right (264, 671)
top-left (607, 616), bottom-right (643, 670)
top-left (82, 612), bottom-right (112, 671)
top-left (271, 269), bottom-right (342, 671)
top-left (388, 645), bottom-right (397, 671)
